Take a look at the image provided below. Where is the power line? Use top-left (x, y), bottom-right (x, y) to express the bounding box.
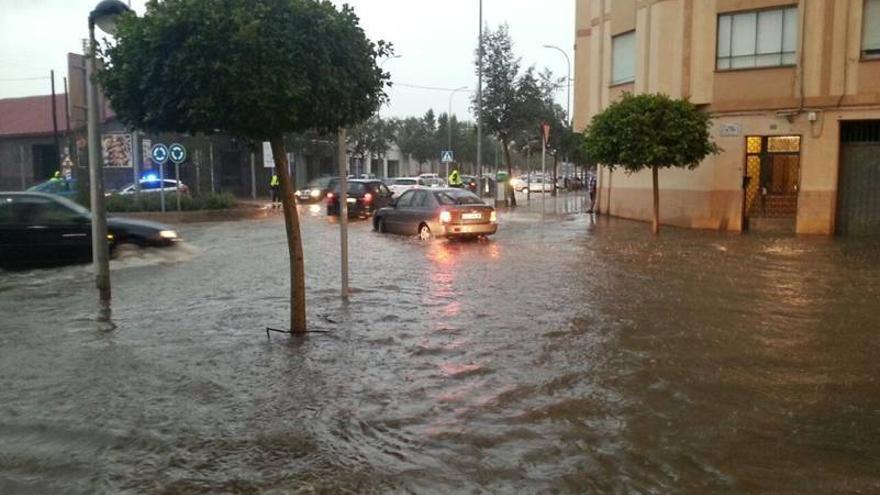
top-left (0, 76), bottom-right (49, 82)
top-left (392, 82), bottom-right (474, 93)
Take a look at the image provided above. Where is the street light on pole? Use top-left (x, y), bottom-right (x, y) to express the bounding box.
top-left (542, 44), bottom-right (572, 128)
top-left (477, 0), bottom-right (484, 194)
top-left (87, 0), bottom-right (132, 302)
top-left (446, 85), bottom-right (468, 180)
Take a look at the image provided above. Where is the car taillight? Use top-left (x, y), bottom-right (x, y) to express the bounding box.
top-left (439, 210), bottom-right (452, 223)
top-left (326, 192), bottom-right (335, 203)
top-left (490, 210), bottom-right (497, 223)
top-left (364, 192), bottom-right (373, 203)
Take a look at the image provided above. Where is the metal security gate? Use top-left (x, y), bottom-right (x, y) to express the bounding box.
top-left (837, 121), bottom-right (880, 236)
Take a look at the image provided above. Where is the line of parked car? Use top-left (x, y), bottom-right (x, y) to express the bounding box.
top-left (26, 175), bottom-right (191, 199)
top-left (294, 173), bottom-right (498, 240)
top-left (2, 171), bottom-right (497, 270)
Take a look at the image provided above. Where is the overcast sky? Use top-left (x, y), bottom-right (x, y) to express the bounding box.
top-left (0, 0), bottom-right (574, 121)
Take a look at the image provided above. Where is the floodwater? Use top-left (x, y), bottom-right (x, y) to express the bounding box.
top-left (2, 193), bottom-right (879, 493)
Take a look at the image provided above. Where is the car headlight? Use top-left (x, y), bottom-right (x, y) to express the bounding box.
top-left (158, 230), bottom-right (178, 240)
top-left (310, 189), bottom-right (320, 198)
top-left (490, 211), bottom-right (497, 223)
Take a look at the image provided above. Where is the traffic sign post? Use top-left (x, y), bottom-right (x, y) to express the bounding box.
top-left (151, 144), bottom-right (169, 212)
top-left (169, 143), bottom-right (186, 212)
top-left (441, 150), bottom-right (454, 184)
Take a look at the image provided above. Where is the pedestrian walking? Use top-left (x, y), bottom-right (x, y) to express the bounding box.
top-left (270, 173), bottom-right (280, 208)
top-left (588, 174), bottom-right (597, 213)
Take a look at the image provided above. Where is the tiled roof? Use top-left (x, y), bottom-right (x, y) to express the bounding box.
top-left (0, 94), bottom-right (115, 138)
top-left (0, 94), bottom-right (68, 138)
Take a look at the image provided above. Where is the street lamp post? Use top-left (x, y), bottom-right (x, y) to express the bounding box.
top-left (446, 85), bottom-right (468, 180)
top-left (87, 0), bottom-right (132, 302)
top-left (477, 0), bottom-right (484, 195)
top-left (542, 44), bottom-right (572, 128)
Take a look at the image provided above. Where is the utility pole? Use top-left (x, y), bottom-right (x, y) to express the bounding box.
top-left (63, 77), bottom-right (74, 163)
top-left (18, 145), bottom-right (25, 190)
top-left (131, 131), bottom-right (140, 192)
top-left (250, 151), bottom-right (257, 200)
top-left (476, 0), bottom-right (483, 195)
top-left (209, 142), bottom-right (216, 194)
top-left (337, 129), bottom-right (349, 300)
top-left (50, 70), bottom-right (61, 175)
top-left (86, 20), bottom-right (111, 302)
top-left (542, 126), bottom-right (547, 215)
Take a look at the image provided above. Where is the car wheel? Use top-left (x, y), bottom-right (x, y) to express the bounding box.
top-left (521, 188), bottom-right (528, 195)
top-left (418, 223), bottom-right (432, 241)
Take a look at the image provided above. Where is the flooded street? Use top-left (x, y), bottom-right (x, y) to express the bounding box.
top-left (2, 195), bottom-right (880, 493)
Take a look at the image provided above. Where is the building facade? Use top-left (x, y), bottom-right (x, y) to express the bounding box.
top-left (574, 0), bottom-right (880, 235)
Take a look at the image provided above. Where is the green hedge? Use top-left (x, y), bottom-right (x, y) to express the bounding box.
top-left (105, 192), bottom-right (238, 212)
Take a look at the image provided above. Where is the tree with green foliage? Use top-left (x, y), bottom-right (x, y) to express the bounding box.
top-left (100, 0), bottom-right (389, 333)
top-left (395, 110), bottom-right (437, 171)
top-left (348, 117), bottom-right (396, 173)
top-left (475, 24), bottom-right (520, 206)
top-left (584, 93), bottom-right (719, 235)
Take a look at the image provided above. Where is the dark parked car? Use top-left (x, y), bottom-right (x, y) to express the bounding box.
top-left (295, 176), bottom-right (334, 203)
top-left (326, 180), bottom-right (394, 218)
top-left (0, 192), bottom-right (181, 269)
top-left (373, 188), bottom-right (497, 240)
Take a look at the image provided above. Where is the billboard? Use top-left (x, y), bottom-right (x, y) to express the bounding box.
top-left (102, 133), bottom-right (132, 168)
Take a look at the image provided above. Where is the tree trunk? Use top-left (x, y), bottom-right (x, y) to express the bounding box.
top-left (652, 164), bottom-right (660, 236)
top-left (503, 140), bottom-right (516, 207)
top-left (270, 136), bottom-right (307, 333)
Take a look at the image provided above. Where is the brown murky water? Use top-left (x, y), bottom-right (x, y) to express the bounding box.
top-left (1, 194), bottom-right (879, 493)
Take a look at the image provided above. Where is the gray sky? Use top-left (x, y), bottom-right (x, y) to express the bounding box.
top-left (0, 0), bottom-right (574, 121)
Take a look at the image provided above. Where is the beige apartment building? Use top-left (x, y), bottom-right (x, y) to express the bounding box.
top-left (573, 0), bottom-right (880, 235)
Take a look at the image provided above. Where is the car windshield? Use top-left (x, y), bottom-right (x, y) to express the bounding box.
top-left (308, 177), bottom-right (332, 189)
top-left (333, 182), bottom-right (368, 194)
top-left (435, 189), bottom-right (484, 205)
top-left (392, 179), bottom-right (417, 186)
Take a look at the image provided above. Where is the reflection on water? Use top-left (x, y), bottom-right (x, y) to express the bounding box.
top-left (1, 202), bottom-right (879, 493)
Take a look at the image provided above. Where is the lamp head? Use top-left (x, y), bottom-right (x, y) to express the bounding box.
top-left (89, 0), bottom-right (132, 35)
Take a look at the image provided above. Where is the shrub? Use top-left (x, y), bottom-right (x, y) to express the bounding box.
top-left (105, 192), bottom-right (238, 212)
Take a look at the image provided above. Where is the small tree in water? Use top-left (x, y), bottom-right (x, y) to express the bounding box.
top-left (584, 93), bottom-right (719, 235)
top-left (100, 0), bottom-right (389, 333)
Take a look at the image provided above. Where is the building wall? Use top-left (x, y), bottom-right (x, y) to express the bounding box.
top-left (0, 136), bottom-right (57, 191)
top-left (574, 0), bottom-right (880, 234)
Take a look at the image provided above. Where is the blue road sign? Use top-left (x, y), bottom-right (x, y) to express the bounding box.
top-left (151, 143), bottom-right (169, 164)
top-left (441, 150), bottom-right (454, 163)
top-left (169, 143), bottom-right (187, 164)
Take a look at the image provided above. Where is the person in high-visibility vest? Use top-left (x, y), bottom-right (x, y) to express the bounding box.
top-left (270, 174), bottom-right (280, 207)
top-left (448, 168), bottom-right (463, 188)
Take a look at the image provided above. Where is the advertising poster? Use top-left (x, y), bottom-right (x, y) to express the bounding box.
top-left (102, 133), bottom-right (133, 168)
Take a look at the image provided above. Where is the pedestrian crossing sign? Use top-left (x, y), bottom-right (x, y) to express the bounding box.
top-left (441, 150), bottom-right (454, 163)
